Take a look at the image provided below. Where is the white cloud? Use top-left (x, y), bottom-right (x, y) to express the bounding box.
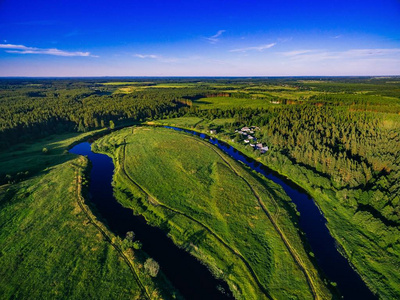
top-left (281, 49), bottom-right (317, 56)
top-left (206, 30), bottom-right (226, 43)
top-left (230, 43), bottom-right (276, 53)
top-left (280, 48), bottom-right (400, 62)
top-left (0, 43), bottom-right (98, 57)
top-left (134, 53), bottom-right (179, 63)
top-left (134, 54), bottom-right (159, 59)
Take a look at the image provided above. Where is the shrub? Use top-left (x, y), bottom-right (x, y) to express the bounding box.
top-left (144, 258), bottom-right (159, 277)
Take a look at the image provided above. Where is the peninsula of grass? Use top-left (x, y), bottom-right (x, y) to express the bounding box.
top-left (94, 126), bottom-right (332, 300)
top-left (0, 131), bottom-right (181, 299)
top-left (154, 115), bottom-right (400, 299)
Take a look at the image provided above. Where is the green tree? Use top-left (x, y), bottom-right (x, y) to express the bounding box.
top-left (144, 258), bottom-right (159, 277)
top-left (109, 120), bottom-right (115, 129)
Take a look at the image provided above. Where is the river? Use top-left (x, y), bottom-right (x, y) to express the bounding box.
top-left (69, 142), bottom-right (233, 300)
top-left (164, 126), bottom-right (376, 299)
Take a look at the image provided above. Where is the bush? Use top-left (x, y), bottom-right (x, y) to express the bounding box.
top-left (133, 241), bottom-right (142, 250)
top-left (144, 258), bottom-right (159, 277)
top-left (42, 147), bottom-right (49, 154)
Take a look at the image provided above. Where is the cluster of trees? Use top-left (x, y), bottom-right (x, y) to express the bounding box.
top-left (0, 82), bottom-right (193, 149)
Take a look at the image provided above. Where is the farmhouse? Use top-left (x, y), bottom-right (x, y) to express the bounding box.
top-left (210, 129), bottom-right (217, 134)
top-left (260, 146), bottom-right (269, 153)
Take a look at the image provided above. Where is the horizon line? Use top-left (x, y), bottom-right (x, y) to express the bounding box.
top-left (1, 75), bottom-right (400, 79)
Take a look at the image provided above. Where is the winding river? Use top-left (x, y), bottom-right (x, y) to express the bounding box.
top-left (69, 142), bottom-right (233, 300)
top-left (164, 126), bottom-right (376, 299)
top-left (70, 125), bottom-right (376, 299)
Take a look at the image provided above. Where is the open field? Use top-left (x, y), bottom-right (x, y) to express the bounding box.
top-left (94, 126), bottom-right (332, 300)
top-left (0, 131), bottom-right (180, 299)
top-left (193, 96), bottom-right (274, 109)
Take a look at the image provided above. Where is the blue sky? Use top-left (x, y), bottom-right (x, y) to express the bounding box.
top-left (0, 0), bottom-right (399, 76)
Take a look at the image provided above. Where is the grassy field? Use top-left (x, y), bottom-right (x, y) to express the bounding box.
top-left (0, 131), bottom-right (180, 299)
top-left (152, 117), bottom-right (235, 131)
top-left (153, 113), bottom-right (400, 299)
top-left (148, 117), bottom-right (205, 128)
top-left (193, 96), bottom-right (274, 109)
top-left (0, 130), bottom-right (106, 182)
top-left (94, 126), bottom-right (332, 300)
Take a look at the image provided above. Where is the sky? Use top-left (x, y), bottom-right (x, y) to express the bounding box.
top-left (0, 0), bottom-right (399, 76)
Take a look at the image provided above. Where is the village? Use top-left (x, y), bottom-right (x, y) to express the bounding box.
top-left (210, 126), bottom-right (269, 154)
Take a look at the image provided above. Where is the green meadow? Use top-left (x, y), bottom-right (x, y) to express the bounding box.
top-left (0, 131), bottom-right (180, 299)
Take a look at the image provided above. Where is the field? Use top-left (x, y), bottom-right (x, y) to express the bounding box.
top-left (0, 131), bottom-right (180, 299)
top-left (193, 96), bottom-right (273, 109)
top-left (94, 126), bottom-right (332, 300)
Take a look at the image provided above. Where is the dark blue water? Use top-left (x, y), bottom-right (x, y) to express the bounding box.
top-left (69, 142), bottom-right (233, 300)
top-left (164, 126), bottom-right (376, 299)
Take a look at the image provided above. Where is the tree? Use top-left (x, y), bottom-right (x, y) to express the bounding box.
top-left (109, 120), bottom-right (115, 129)
top-left (125, 231), bottom-right (135, 242)
top-left (133, 241), bottom-right (142, 250)
top-left (144, 258), bottom-right (159, 277)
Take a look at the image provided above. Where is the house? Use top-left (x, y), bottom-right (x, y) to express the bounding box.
top-left (256, 143), bottom-right (263, 149)
top-left (260, 146), bottom-right (269, 153)
top-left (241, 127), bottom-right (250, 132)
top-left (248, 135), bottom-right (254, 140)
top-left (210, 130), bottom-right (217, 135)
top-left (250, 143), bottom-right (255, 147)
top-left (244, 139), bottom-right (250, 143)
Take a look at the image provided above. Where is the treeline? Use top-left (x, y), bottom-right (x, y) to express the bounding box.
top-left (307, 94), bottom-right (400, 113)
top-left (195, 105), bottom-right (400, 225)
top-left (0, 83), bottom-right (192, 149)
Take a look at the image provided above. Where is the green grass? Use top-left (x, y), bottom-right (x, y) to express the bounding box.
top-left (0, 130), bottom-right (106, 182)
top-left (94, 126), bottom-right (332, 300)
top-left (149, 116), bottom-right (205, 128)
top-left (193, 97), bottom-right (274, 109)
top-left (0, 131), bottom-right (181, 299)
top-left (0, 159), bottom-right (145, 299)
top-left (157, 118), bottom-right (400, 300)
